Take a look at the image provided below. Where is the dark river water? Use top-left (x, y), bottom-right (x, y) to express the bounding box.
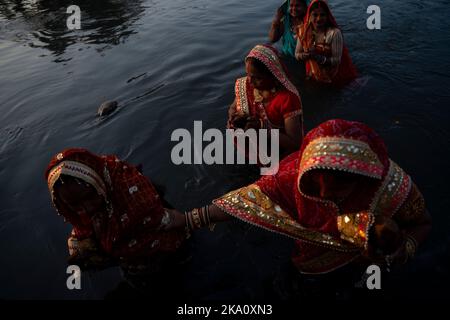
top-left (1, 0), bottom-right (449, 300)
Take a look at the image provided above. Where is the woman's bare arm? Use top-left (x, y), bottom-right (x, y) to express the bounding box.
top-left (279, 115), bottom-right (303, 152)
top-left (269, 8), bottom-right (285, 43)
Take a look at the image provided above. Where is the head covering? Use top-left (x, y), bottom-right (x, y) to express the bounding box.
top-left (246, 44), bottom-right (300, 99)
top-left (298, 119), bottom-right (389, 184)
top-left (303, 0), bottom-right (337, 28)
top-left (45, 148), bottom-right (185, 259)
top-left (47, 160), bottom-right (108, 201)
top-left (215, 119), bottom-right (412, 273)
top-left (299, 0), bottom-right (358, 86)
top-left (257, 119), bottom-right (389, 238)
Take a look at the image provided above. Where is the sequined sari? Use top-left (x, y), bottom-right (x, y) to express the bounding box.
top-left (214, 120), bottom-right (426, 274)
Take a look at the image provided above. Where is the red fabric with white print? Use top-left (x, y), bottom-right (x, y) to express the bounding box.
top-left (45, 148), bottom-right (185, 260)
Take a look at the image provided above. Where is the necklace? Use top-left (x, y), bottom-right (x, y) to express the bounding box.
top-left (313, 29), bottom-right (327, 45)
top-left (254, 87), bottom-right (277, 103)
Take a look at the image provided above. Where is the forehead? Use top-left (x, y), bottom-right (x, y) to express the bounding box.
top-left (311, 7), bottom-right (327, 14)
top-left (245, 59), bottom-right (263, 73)
top-left (55, 177), bottom-right (95, 196)
top-left (307, 169), bottom-right (357, 180)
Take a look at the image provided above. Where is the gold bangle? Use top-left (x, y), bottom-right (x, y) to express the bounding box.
top-left (405, 236), bottom-right (417, 259)
top-left (191, 208), bottom-right (202, 229)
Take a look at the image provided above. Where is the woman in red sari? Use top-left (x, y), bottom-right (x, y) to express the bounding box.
top-left (45, 148), bottom-right (186, 293)
top-left (295, 0), bottom-right (357, 86)
top-left (168, 120), bottom-right (431, 275)
top-left (228, 44), bottom-right (304, 156)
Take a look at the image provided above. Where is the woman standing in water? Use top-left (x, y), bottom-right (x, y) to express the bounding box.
top-left (166, 120), bottom-right (431, 278)
top-left (228, 44), bottom-right (304, 157)
top-left (295, 0), bottom-right (357, 86)
top-left (269, 0), bottom-right (308, 59)
top-left (269, 0), bottom-right (309, 86)
top-left (45, 148), bottom-right (187, 296)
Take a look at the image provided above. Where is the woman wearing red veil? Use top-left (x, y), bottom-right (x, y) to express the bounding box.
top-left (168, 119), bottom-right (431, 275)
top-left (45, 148), bottom-right (187, 293)
top-left (295, 0), bottom-right (358, 86)
top-left (228, 44), bottom-right (304, 157)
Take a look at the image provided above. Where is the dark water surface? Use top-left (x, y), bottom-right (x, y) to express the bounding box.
top-left (1, 0), bottom-right (449, 299)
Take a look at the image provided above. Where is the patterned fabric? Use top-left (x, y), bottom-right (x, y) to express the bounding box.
top-left (297, 0), bottom-right (357, 86)
top-left (235, 77), bottom-right (302, 128)
top-left (48, 160), bottom-right (107, 200)
top-left (214, 119), bottom-right (419, 274)
top-left (235, 45), bottom-right (302, 129)
top-left (213, 183), bottom-right (358, 252)
top-left (246, 45), bottom-right (300, 98)
top-left (299, 136), bottom-right (385, 180)
top-left (45, 148), bottom-right (185, 261)
top-left (394, 183), bottom-right (426, 224)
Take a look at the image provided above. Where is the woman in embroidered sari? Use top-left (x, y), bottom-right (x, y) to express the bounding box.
top-left (45, 148), bottom-right (187, 294)
top-left (227, 44), bottom-right (304, 157)
top-left (295, 0), bottom-right (357, 86)
top-left (166, 119), bottom-right (431, 276)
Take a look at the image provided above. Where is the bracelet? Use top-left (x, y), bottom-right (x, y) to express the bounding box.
top-left (405, 235), bottom-right (418, 260)
top-left (185, 206), bottom-right (213, 232)
top-left (184, 211), bottom-right (193, 238)
top-left (259, 119), bottom-right (270, 130)
top-left (192, 208), bottom-right (202, 229)
top-left (385, 235), bottom-right (415, 271)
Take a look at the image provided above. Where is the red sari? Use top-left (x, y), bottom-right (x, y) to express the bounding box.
top-left (234, 45), bottom-right (303, 130)
top-left (45, 148), bottom-right (185, 261)
top-left (298, 0), bottom-right (357, 86)
top-left (214, 119), bottom-right (425, 274)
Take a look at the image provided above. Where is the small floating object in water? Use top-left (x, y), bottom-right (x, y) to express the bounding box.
top-left (97, 100), bottom-right (118, 117)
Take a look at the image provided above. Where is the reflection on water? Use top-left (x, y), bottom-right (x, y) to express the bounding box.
top-left (0, 0), bottom-right (450, 300)
top-left (0, 0), bottom-right (145, 55)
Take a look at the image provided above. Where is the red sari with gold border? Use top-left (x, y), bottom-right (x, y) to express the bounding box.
top-left (214, 119), bottom-right (425, 274)
top-left (234, 45), bottom-right (303, 130)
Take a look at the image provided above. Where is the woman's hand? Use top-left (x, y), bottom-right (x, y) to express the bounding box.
top-left (363, 216), bottom-right (408, 267)
top-left (230, 114), bottom-right (261, 130)
top-left (68, 250), bottom-right (116, 271)
top-left (244, 116), bottom-right (261, 130)
top-left (385, 240), bottom-right (408, 267)
top-left (372, 216), bottom-right (403, 254)
top-left (227, 113), bottom-right (246, 129)
top-left (227, 100), bottom-right (238, 129)
top-left (162, 208), bottom-right (186, 231)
